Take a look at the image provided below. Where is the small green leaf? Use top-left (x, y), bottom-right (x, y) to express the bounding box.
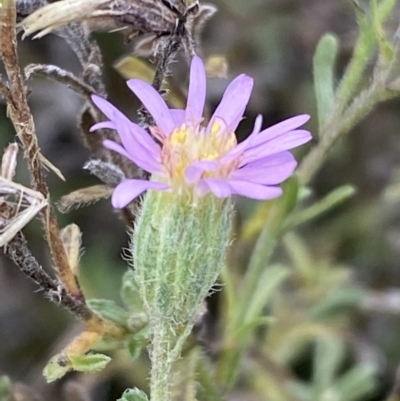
top-left (281, 176), bottom-right (299, 216)
top-left (232, 316), bottom-right (275, 341)
top-left (313, 337), bottom-right (346, 393)
top-left (371, 0), bottom-right (395, 66)
top-left (336, 0), bottom-right (396, 111)
top-left (127, 332), bottom-right (148, 360)
top-left (242, 265), bottom-right (289, 327)
top-left (308, 286), bottom-right (366, 320)
top-left (117, 388), bottom-right (149, 401)
top-left (43, 354), bottom-right (72, 383)
top-left (313, 33), bottom-right (339, 130)
top-left (334, 365), bottom-right (377, 401)
top-left (87, 299), bottom-right (129, 326)
top-left (239, 178), bottom-right (298, 328)
top-left (69, 353), bottom-right (111, 373)
top-left (121, 270), bottom-right (144, 313)
top-left (284, 185), bottom-right (356, 231)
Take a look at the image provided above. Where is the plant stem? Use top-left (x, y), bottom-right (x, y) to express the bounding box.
top-left (149, 321), bottom-right (175, 401)
top-left (297, 80), bottom-right (395, 185)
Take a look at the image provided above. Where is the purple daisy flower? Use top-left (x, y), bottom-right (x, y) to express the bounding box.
top-left (91, 56), bottom-right (312, 209)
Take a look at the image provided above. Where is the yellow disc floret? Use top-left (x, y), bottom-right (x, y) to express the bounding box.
top-left (161, 120), bottom-right (239, 189)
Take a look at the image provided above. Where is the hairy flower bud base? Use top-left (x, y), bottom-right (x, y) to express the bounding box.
top-left (133, 190), bottom-right (232, 329)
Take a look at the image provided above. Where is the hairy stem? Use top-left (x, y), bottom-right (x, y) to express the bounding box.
top-left (149, 322), bottom-right (176, 401)
top-left (298, 80), bottom-right (396, 185)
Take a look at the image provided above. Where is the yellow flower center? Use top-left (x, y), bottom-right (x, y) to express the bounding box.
top-left (161, 120), bottom-right (238, 186)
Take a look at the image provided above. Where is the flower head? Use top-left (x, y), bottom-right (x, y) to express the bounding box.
top-left (91, 56), bottom-right (312, 209)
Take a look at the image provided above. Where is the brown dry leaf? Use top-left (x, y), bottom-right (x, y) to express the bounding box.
top-left (58, 184), bottom-right (112, 213)
top-left (20, 0), bottom-right (112, 38)
top-left (60, 224), bottom-right (82, 277)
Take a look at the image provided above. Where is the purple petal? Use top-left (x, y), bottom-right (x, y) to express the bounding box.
top-left (222, 115), bottom-right (263, 163)
top-left (91, 96), bottom-right (161, 158)
top-left (186, 56), bottom-right (206, 123)
top-left (92, 95), bottom-right (130, 124)
top-left (127, 79), bottom-right (175, 135)
top-left (253, 115), bottom-right (310, 143)
top-left (231, 153), bottom-right (297, 185)
top-left (227, 180), bottom-right (283, 200)
top-left (170, 109), bottom-right (186, 126)
top-left (103, 139), bottom-right (132, 160)
top-left (112, 179), bottom-right (170, 208)
top-left (234, 114), bottom-right (310, 154)
top-left (90, 121), bottom-right (116, 131)
top-left (209, 74), bottom-right (254, 133)
top-left (103, 140), bottom-right (161, 174)
top-left (241, 129), bottom-right (312, 165)
top-left (184, 160), bottom-right (219, 183)
top-left (92, 95), bottom-right (164, 158)
top-left (198, 178), bottom-right (283, 200)
top-left (244, 151), bottom-right (296, 169)
top-left (122, 121), bottom-right (161, 159)
top-left (198, 179), bottom-right (233, 198)
top-left (246, 126), bottom-right (312, 151)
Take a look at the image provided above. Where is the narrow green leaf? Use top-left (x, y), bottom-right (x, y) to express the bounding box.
top-left (284, 185), bottom-right (356, 231)
top-left (313, 337), bottom-right (346, 394)
top-left (87, 299), bottom-right (129, 326)
top-left (240, 177), bottom-right (298, 323)
top-left (283, 233), bottom-right (315, 282)
top-left (335, 0), bottom-right (397, 111)
top-left (335, 365), bottom-right (377, 401)
top-left (313, 33), bottom-right (339, 130)
top-left (232, 316), bottom-right (275, 341)
top-left (308, 286), bottom-right (366, 320)
top-left (118, 388), bottom-right (149, 401)
top-left (69, 353), bottom-right (111, 373)
top-left (242, 265), bottom-right (289, 326)
top-left (377, 0), bottom-right (398, 21)
top-left (281, 176), bottom-right (300, 216)
top-left (371, 0), bottom-right (395, 66)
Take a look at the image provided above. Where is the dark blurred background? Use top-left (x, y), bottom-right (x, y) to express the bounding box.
top-left (2, 0), bottom-right (400, 400)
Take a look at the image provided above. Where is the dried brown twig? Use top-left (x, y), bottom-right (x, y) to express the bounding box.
top-left (0, 0), bottom-right (126, 343)
top-left (0, 0), bottom-right (85, 300)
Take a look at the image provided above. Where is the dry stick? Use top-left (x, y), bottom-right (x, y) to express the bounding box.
top-left (4, 231), bottom-right (127, 339)
top-left (25, 64), bottom-right (96, 98)
top-left (1, 0), bottom-right (129, 341)
top-left (4, 232), bottom-right (93, 321)
top-left (139, 28), bottom-right (183, 127)
top-left (0, 0), bottom-right (84, 300)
